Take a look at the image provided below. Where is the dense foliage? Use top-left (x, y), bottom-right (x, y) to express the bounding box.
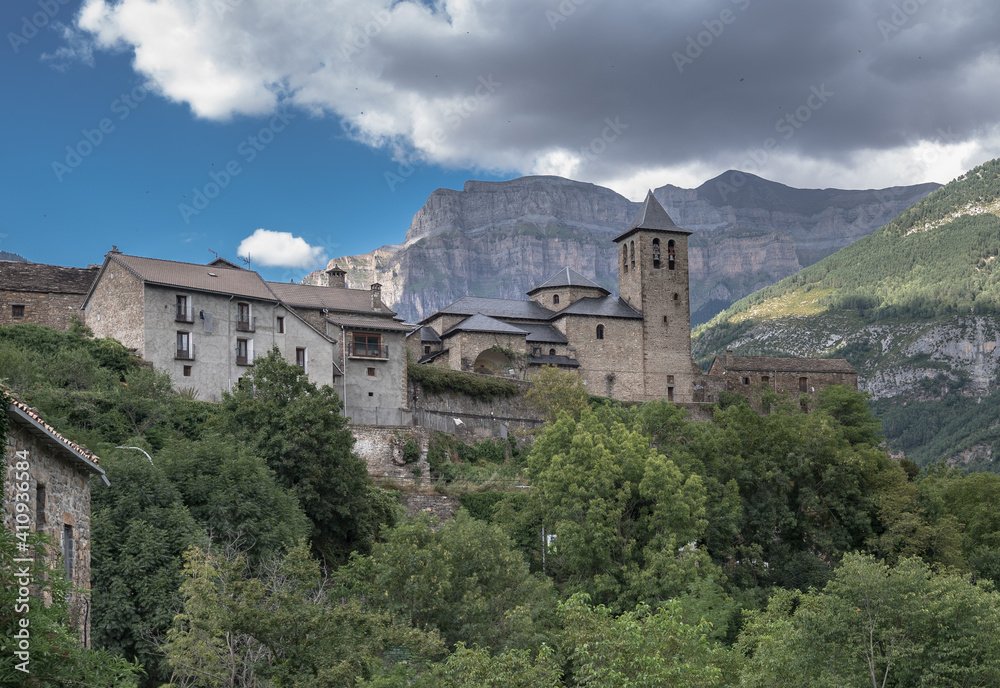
top-left (8, 327), bottom-right (1000, 685)
top-left (408, 359), bottom-right (521, 400)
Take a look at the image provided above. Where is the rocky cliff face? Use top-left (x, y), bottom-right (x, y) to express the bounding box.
top-left (308, 173), bottom-right (938, 323)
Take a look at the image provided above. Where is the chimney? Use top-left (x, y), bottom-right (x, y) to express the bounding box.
top-left (726, 349), bottom-right (733, 367)
top-left (371, 282), bottom-right (382, 310)
top-left (326, 265), bottom-right (347, 289)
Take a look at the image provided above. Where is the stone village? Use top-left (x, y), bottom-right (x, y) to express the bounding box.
top-left (2, 192), bottom-right (856, 644)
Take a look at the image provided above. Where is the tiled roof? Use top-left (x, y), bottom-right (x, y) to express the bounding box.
top-left (716, 356), bottom-right (857, 374)
top-left (518, 323), bottom-right (568, 344)
top-left (556, 295), bottom-right (643, 319)
top-left (7, 399), bottom-right (108, 485)
top-left (528, 355), bottom-right (580, 367)
top-left (267, 282), bottom-right (395, 315)
top-left (0, 263), bottom-right (99, 294)
top-left (108, 253), bottom-right (278, 301)
top-left (442, 313), bottom-right (530, 337)
top-left (325, 314), bottom-right (414, 332)
top-left (614, 190), bottom-right (692, 242)
top-left (428, 295), bottom-right (555, 322)
top-left (527, 267), bottom-right (608, 295)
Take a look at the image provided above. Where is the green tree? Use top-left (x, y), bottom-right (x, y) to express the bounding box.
top-left (737, 553), bottom-right (1000, 687)
top-left (525, 365), bottom-right (589, 424)
top-left (90, 449), bottom-right (204, 686)
top-left (349, 511), bottom-right (557, 653)
top-left (220, 348), bottom-right (396, 561)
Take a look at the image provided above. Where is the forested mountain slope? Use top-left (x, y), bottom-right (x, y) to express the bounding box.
top-left (693, 158), bottom-right (1000, 469)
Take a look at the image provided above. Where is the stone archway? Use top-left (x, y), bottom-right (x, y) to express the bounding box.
top-left (473, 348), bottom-right (512, 376)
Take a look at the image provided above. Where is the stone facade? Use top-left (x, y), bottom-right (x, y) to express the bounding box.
top-left (0, 263), bottom-right (99, 331)
top-left (707, 352), bottom-right (858, 403)
top-left (4, 400), bottom-right (108, 647)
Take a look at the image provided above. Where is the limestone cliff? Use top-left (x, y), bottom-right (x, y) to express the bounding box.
top-left (308, 173), bottom-right (938, 323)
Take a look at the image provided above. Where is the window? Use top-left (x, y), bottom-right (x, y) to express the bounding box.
top-left (11, 304), bottom-right (24, 319)
top-left (183, 365), bottom-right (192, 377)
top-left (667, 375), bottom-right (674, 384)
top-left (667, 240), bottom-right (676, 270)
top-left (673, 293), bottom-right (679, 301)
top-left (663, 315), bottom-right (668, 324)
top-left (176, 331), bottom-right (192, 360)
top-left (236, 302), bottom-right (254, 331)
top-left (630, 241), bottom-right (635, 268)
top-left (236, 338), bottom-right (253, 365)
top-left (277, 316), bottom-right (285, 333)
top-left (667, 387), bottom-right (674, 402)
top-left (761, 375), bottom-right (769, 384)
top-left (743, 377), bottom-right (750, 385)
top-left (63, 524), bottom-right (74, 581)
top-left (549, 348), bottom-right (556, 356)
top-left (352, 333), bottom-right (384, 357)
top-left (652, 238), bottom-right (661, 269)
top-left (622, 244), bottom-right (628, 273)
top-left (424, 345), bottom-right (431, 354)
top-left (553, 294), bottom-right (560, 305)
top-left (799, 376), bottom-right (808, 393)
top-left (36, 485), bottom-right (46, 525)
top-left (296, 347), bottom-right (307, 372)
top-left (596, 324), bottom-right (605, 340)
top-left (367, 367), bottom-right (376, 377)
top-left (176, 295), bottom-right (192, 322)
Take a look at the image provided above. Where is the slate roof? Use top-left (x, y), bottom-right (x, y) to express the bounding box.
top-left (0, 263), bottom-right (99, 294)
top-left (418, 348), bottom-right (450, 364)
top-left (102, 253), bottom-right (278, 301)
top-left (419, 326), bottom-right (442, 343)
top-left (325, 314), bottom-right (413, 332)
top-left (526, 267), bottom-right (609, 295)
top-left (7, 399), bottom-right (109, 486)
top-left (714, 356), bottom-right (857, 375)
top-left (518, 323), bottom-right (568, 344)
top-left (442, 313), bottom-right (530, 337)
top-left (528, 354), bottom-right (580, 367)
top-left (556, 295), bottom-right (643, 319)
top-left (428, 295), bottom-right (555, 322)
top-left (268, 281), bottom-right (396, 316)
top-left (614, 190), bottom-right (692, 242)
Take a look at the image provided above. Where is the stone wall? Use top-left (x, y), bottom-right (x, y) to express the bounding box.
top-left (4, 422), bottom-right (95, 646)
top-left (85, 263), bottom-right (145, 352)
top-left (719, 369), bottom-right (858, 400)
top-left (0, 290), bottom-right (86, 331)
top-left (351, 425), bottom-right (433, 485)
top-left (400, 493), bottom-right (460, 520)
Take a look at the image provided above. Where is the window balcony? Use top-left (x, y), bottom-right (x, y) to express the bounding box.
top-left (175, 349), bottom-right (194, 361)
top-left (175, 311), bottom-right (194, 323)
top-left (236, 317), bottom-right (256, 332)
top-left (236, 355), bottom-right (251, 366)
top-left (349, 343), bottom-right (389, 359)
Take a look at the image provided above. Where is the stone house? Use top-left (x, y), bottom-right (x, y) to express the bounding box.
top-left (416, 191), bottom-right (702, 403)
top-left (4, 398), bottom-right (109, 646)
top-left (81, 251), bottom-right (409, 419)
top-left (0, 261), bottom-right (99, 330)
top-left (707, 351), bottom-right (858, 402)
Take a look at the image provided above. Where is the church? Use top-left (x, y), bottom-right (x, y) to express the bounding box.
top-left (411, 191), bottom-right (703, 403)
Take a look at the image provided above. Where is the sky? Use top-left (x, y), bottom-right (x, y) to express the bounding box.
top-left (2, 0), bottom-right (1000, 283)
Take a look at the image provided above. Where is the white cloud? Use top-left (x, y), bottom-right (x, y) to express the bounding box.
top-left (237, 229), bottom-right (326, 268)
top-left (70, 0), bottom-right (1000, 190)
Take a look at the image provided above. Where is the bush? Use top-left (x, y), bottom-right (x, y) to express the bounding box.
top-left (409, 364), bottom-right (519, 401)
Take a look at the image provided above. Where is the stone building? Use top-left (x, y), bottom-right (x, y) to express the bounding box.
top-left (0, 261), bottom-right (99, 330)
top-left (4, 398), bottom-right (109, 646)
top-left (416, 192), bottom-right (702, 402)
top-left (707, 351), bottom-right (858, 401)
top-left (81, 251), bottom-right (409, 419)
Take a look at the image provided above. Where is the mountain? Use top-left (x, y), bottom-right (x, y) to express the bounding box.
top-left (307, 174), bottom-right (938, 323)
top-left (692, 158), bottom-right (1000, 470)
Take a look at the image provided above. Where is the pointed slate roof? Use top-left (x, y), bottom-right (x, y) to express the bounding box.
top-left (526, 267), bottom-right (610, 296)
top-left (441, 313), bottom-right (530, 337)
top-left (425, 295), bottom-right (555, 323)
top-left (614, 190), bottom-right (692, 242)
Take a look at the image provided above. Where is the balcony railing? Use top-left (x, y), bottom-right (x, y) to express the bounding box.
top-left (349, 343), bottom-right (389, 359)
top-left (175, 310), bottom-right (194, 323)
top-left (236, 355), bottom-right (250, 366)
top-left (236, 316), bottom-right (256, 332)
top-left (175, 349), bottom-right (194, 361)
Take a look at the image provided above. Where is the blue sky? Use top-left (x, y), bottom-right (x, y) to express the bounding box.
top-left (3, 0), bottom-right (1000, 284)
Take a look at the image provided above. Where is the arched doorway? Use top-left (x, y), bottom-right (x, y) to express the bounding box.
top-left (473, 348), bottom-right (512, 376)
